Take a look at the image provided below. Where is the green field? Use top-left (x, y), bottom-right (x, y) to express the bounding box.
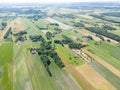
top-left (86, 41), bottom-right (120, 70)
top-left (21, 18), bottom-right (41, 36)
top-left (108, 30), bottom-right (120, 36)
top-left (0, 42), bottom-right (13, 63)
top-left (13, 40), bottom-right (82, 90)
top-left (0, 41), bottom-right (13, 90)
top-left (55, 44), bottom-right (84, 66)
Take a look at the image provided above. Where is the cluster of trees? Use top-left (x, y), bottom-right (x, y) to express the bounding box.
top-left (30, 35), bottom-right (43, 42)
top-left (85, 27), bottom-right (120, 42)
top-left (46, 32), bottom-right (52, 40)
top-left (54, 40), bottom-right (64, 46)
top-left (50, 23), bottom-right (59, 26)
top-left (73, 22), bottom-right (85, 28)
top-left (54, 27), bottom-right (62, 34)
top-left (62, 35), bottom-right (73, 44)
top-left (54, 35), bottom-right (86, 49)
top-left (15, 36), bottom-right (25, 42)
top-left (68, 42), bottom-right (85, 49)
top-left (1, 22), bottom-right (7, 30)
top-left (14, 31), bottom-right (27, 42)
top-left (96, 34), bottom-right (104, 41)
top-left (36, 37), bottom-right (64, 76)
top-left (13, 31), bottom-right (27, 36)
top-left (90, 14), bottom-right (120, 23)
top-left (4, 27), bottom-right (12, 39)
top-left (40, 55), bottom-right (52, 76)
top-left (82, 36), bottom-right (93, 41)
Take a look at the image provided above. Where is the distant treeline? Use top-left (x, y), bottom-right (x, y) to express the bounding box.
top-left (0, 8), bottom-right (46, 15)
top-left (101, 12), bottom-right (120, 17)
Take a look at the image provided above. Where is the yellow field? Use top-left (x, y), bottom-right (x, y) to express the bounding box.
top-left (76, 64), bottom-right (116, 90)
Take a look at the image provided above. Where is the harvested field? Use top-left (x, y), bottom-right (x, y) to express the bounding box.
top-left (12, 18), bottom-right (24, 34)
top-left (76, 64), bottom-right (116, 90)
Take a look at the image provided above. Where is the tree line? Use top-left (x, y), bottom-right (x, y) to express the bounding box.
top-left (85, 27), bottom-right (120, 42)
top-left (54, 35), bottom-right (86, 49)
top-left (90, 14), bottom-right (120, 23)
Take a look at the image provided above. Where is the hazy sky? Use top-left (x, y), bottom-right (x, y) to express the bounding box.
top-left (0, 0), bottom-right (119, 3)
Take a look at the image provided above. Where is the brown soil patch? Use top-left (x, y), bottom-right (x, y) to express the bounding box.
top-left (12, 18), bottom-right (24, 34)
top-left (76, 64), bottom-right (116, 90)
top-left (82, 48), bottom-right (120, 78)
top-left (0, 19), bottom-right (24, 39)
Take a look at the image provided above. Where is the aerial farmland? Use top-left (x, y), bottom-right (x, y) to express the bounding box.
top-left (0, 1), bottom-right (120, 90)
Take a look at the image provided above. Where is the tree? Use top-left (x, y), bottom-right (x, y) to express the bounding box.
top-left (46, 31), bottom-right (52, 40)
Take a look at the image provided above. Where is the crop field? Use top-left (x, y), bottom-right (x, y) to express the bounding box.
top-left (0, 41), bottom-right (13, 90)
top-left (82, 48), bottom-right (120, 77)
top-left (0, 2), bottom-right (120, 90)
top-left (89, 61), bottom-right (120, 90)
top-left (12, 16), bottom-right (82, 90)
top-left (13, 41), bottom-right (82, 90)
top-left (21, 18), bottom-right (41, 36)
top-left (56, 44), bottom-right (96, 90)
top-left (12, 18), bottom-right (24, 34)
top-left (108, 29), bottom-right (120, 36)
top-left (86, 41), bottom-right (120, 70)
top-left (55, 44), bottom-right (84, 66)
top-left (76, 64), bottom-right (116, 90)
